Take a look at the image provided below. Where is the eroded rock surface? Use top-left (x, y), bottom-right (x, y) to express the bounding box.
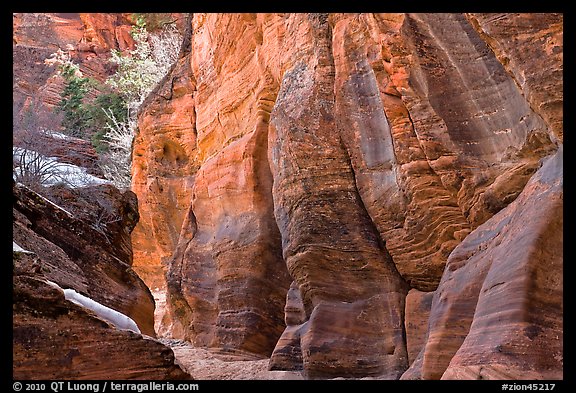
top-left (13, 275), bottom-right (190, 380)
top-left (12, 176), bottom-right (194, 378)
top-left (129, 13), bottom-right (562, 379)
top-left (466, 13), bottom-right (563, 143)
top-left (404, 289), bottom-right (434, 366)
top-left (130, 26), bottom-right (197, 336)
top-left (403, 148), bottom-right (563, 380)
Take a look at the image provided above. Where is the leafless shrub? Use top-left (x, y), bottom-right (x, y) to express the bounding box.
top-left (92, 207), bottom-right (123, 243)
top-left (13, 145), bottom-right (63, 192)
top-left (150, 23), bottom-right (181, 78)
top-left (13, 125), bottom-right (108, 192)
top-left (98, 23), bottom-right (182, 190)
top-left (13, 124), bottom-right (60, 192)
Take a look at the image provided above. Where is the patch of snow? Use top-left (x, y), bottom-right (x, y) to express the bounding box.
top-left (13, 241), bottom-right (34, 254)
top-left (13, 146), bottom-right (109, 188)
top-left (46, 161), bottom-right (109, 188)
top-left (43, 280), bottom-right (140, 334)
top-left (13, 146), bottom-right (43, 163)
top-left (45, 280), bottom-right (62, 290)
top-left (64, 289), bottom-right (141, 334)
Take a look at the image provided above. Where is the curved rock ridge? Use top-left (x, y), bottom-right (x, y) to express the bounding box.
top-left (13, 276), bottom-right (190, 380)
top-left (13, 181), bottom-right (154, 336)
top-left (130, 13), bottom-right (562, 379)
top-left (404, 289), bottom-right (434, 366)
top-left (267, 14), bottom-right (409, 378)
top-left (131, 23), bottom-right (198, 335)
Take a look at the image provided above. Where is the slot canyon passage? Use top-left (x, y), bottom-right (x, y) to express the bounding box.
top-left (12, 13), bottom-right (563, 380)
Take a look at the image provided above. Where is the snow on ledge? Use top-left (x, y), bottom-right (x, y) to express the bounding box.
top-left (44, 130), bottom-right (77, 141)
top-left (44, 280), bottom-right (141, 334)
top-left (13, 241), bottom-right (34, 254)
top-left (13, 146), bottom-right (110, 188)
top-left (35, 191), bottom-right (75, 217)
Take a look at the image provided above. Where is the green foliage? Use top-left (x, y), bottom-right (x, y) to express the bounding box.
top-left (57, 64), bottom-right (127, 147)
top-left (47, 18), bottom-right (181, 189)
top-left (87, 92), bottom-right (127, 153)
top-left (57, 63), bottom-right (92, 138)
top-left (91, 91), bottom-right (127, 126)
top-left (91, 128), bottom-right (108, 153)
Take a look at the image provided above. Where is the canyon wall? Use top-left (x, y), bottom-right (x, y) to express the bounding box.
top-left (131, 12), bottom-right (560, 379)
top-left (10, 10), bottom-right (563, 382)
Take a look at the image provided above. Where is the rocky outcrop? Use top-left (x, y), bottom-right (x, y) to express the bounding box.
top-left (7, 12), bottom-right (190, 337)
top-left (382, 13), bottom-right (557, 288)
top-left (13, 181), bottom-right (154, 336)
top-left (133, 15), bottom-right (295, 357)
top-left (266, 15), bottom-right (409, 378)
top-left (131, 13), bottom-right (562, 379)
top-left (13, 179), bottom-right (192, 379)
top-left (404, 289), bottom-right (434, 366)
top-left (465, 13), bottom-right (563, 143)
top-left (130, 29), bottom-right (198, 335)
top-left (13, 130), bottom-right (105, 178)
top-left (12, 13), bottom-right (135, 124)
top-left (13, 275), bottom-right (190, 379)
top-left (268, 281), bottom-right (306, 371)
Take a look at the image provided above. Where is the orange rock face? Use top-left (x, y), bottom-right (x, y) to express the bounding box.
top-left (132, 13), bottom-right (562, 379)
top-left (131, 44), bottom-right (198, 335)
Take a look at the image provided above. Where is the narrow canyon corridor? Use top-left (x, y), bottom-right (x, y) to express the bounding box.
top-left (13, 12), bottom-right (563, 382)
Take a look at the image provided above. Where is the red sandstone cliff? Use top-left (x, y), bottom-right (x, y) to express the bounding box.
top-left (12, 13), bottom-right (136, 124)
top-left (132, 13), bottom-right (562, 380)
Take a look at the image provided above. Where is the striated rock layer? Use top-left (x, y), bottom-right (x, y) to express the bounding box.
top-left (132, 13), bottom-right (562, 379)
top-left (131, 21), bottom-right (197, 335)
top-left (13, 276), bottom-right (190, 380)
top-left (402, 147), bottom-right (563, 380)
top-left (465, 13), bottom-right (563, 143)
top-left (404, 289), bottom-right (434, 366)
